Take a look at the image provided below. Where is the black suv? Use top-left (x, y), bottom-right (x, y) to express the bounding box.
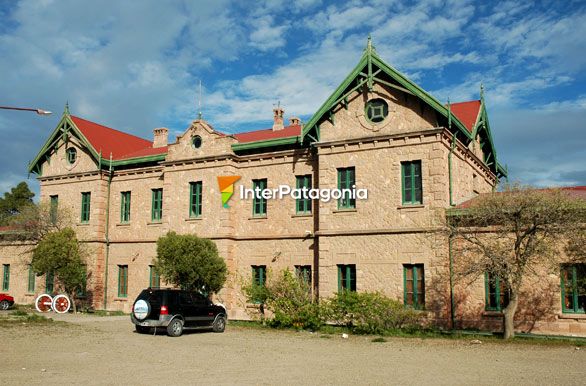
top-left (131, 288), bottom-right (227, 337)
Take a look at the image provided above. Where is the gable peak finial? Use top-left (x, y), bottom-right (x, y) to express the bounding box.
top-left (366, 34), bottom-right (375, 53)
top-left (64, 101), bottom-right (70, 115)
top-left (480, 82), bottom-right (485, 101)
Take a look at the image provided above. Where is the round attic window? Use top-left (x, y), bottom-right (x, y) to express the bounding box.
top-left (66, 147), bottom-right (77, 164)
top-left (192, 135), bottom-right (202, 149)
top-left (365, 98), bottom-right (389, 123)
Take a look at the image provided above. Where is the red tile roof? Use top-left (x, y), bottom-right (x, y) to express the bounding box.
top-left (450, 100), bottom-right (481, 132)
top-left (232, 124), bottom-right (301, 143)
top-left (71, 116), bottom-right (166, 160)
top-left (455, 186), bottom-right (586, 209)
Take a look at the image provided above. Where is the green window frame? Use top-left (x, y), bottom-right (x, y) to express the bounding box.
top-left (66, 147), bottom-right (77, 164)
top-left (118, 265), bottom-right (128, 298)
top-left (561, 264), bottom-right (586, 314)
top-left (295, 175), bottom-right (312, 214)
top-left (46, 271), bottom-right (54, 294)
top-left (337, 264), bottom-right (356, 292)
top-left (251, 265), bottom-right (266, 303)
top-left (27, 264), bottom-right (35, 293)
top-left (2, 264), bottom-right (9, 291)
top-left (404, 264), bottom-right (425, 309)
top-left (401, 161), bottom-right (422, 205)
top-left (189, 181), bottom-right (203, 218)
top-left (77, 266), bottom-right (87, 298)
top-left (120, 191), bottom-right (131, 223)
top-left (151, 188), bottom-right (163, 222)
top-left (337, 167), bottom-right (356, 209)
top-left (149, 265), bottom-right (160, 288)
top-left (80, 192), bottom-right (91, 223)
top-left (295, 265), bottom-right (312, 288)
top-left (252, 179), bottom-right (267, 217)
top-left (50, 195), bottom-right (58, 224)
top-left (484, 272), bottom-right (510, 311)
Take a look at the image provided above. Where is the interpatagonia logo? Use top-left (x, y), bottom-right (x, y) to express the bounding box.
top-left (217, 176), bottom-right (241, 208)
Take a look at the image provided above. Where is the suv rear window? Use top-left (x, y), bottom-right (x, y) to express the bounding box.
top-left (137, 289), bottom-right (165, 304)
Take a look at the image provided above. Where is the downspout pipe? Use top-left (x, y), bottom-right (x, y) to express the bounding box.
top-left (103, 154), bottom-right (113, 310)
top-left (448, 235), bottom-right (455, 329)
top-left (448, 132), bottom-right (456, 207)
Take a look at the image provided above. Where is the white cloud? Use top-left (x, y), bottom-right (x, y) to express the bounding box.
top-left (249, 16), bottom-right (289, 52)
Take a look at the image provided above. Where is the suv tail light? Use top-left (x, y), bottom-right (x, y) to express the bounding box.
top-left (160, 305), bottom-right (168, 315)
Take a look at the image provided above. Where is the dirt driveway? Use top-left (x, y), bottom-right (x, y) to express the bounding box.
top-left (1, 313), bottom-right (584, 385)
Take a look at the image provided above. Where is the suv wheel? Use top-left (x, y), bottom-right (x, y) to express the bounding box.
top-left (167, 318), bottom-right (183, 337)
top-left (212, 315), bottom-right (226, 333)
top-left (135, 325), bottom-right (150, 334)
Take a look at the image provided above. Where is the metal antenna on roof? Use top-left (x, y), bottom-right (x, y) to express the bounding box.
top-left (447, 97), bottom-right (452, 129)
top-left (197, 80), bottom-right (203, 120)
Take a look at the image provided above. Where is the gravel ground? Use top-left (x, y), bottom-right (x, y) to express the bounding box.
top-left (0, 312), bottom-right (584, 385)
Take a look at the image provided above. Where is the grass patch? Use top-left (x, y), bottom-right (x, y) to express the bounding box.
top-left (0, 309), bottom-right (59, 327)
top-left (319, 335), bottom-right (332, 339)
top-left (88, 310), bottom-right (126, 317)
top-left (371, 337), bottom-right (387, 343)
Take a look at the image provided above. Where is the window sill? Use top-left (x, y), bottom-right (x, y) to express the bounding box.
top-left (114, 298), bottom-right (128, 302)
top-left (184, 217), bottom-right (202, 222)
top-left (291, 213), bottom-right (312, 218)
top-left (116, 223), bottom-right (130, 227)
top-left (397, 204), bottom-right (425, 210)
top-left (147, 221), bottom-right (163, 226)
top-left (482, 311), bottom-right (504, 317)
top-left (77, 222), bottom-right (90, 226)
top-left (558, 313), bottom-right (586, 319)
top-left (25, 293), bottom-right (35, 296)
top-left (248, 216), bottom-right (268, 220)
top-left (332, 208), bottom-right (357, 214)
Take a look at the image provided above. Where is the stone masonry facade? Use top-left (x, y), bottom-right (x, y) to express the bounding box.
top-left (2, 45), bottom-right (584, 336)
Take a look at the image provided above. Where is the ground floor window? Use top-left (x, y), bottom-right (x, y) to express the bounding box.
top-left (485, 272), bottom-right (510, 311)
top-left (2, 264), bottom-right (9, 291)
top-left (337, 264), bottom-right (356, 292)
top-left (27, 264), bottom-right (35, 293)
top-left (295, 265), bottom-right (312, 288)
top-left (561, 264), bottom-right (586, 314)
top-left (149, 265), bottom-right (160, 288)
top-left (118, 265), bottom-right (128, 298)
top-left (404, 264), bottom-right (425, 309)
top-left (46, 271), bottom-right (54, 293)
top-left (77, 266), bottom-right (87, 298)
top-left (251, 265), bottom-right (267, 303)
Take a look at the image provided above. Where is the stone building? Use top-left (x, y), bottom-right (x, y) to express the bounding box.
top-left (2, 40), bottom-right (584, 335)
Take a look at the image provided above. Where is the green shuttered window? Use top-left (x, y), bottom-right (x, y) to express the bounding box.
top-left (401, 161), bottom-right (422, 205)
top-left (120, 191), bottom-right (131, 223)
top-left (404, 264), bottom-right (425, 309)
top-left (252, 179), bottom-right (267, 217)
top-left (485, 273), bottom-right (509, 311)
top-left (189, 181), bottom-right (203, 218)
top-left (2, 264), bottom-right (9, 291)
top-left (295, 175), bottom-right (312, 214)
top-left (337, 167), bottom-right (356, 209)
top-left (149, 265), bottom-right (160, 288)
top-left (80, 192), bottom-right (91, 223)
top-left (561, 264), bottom-right (586, 314)
top-left (151, 188), bottom-right (163, 222)
top-left (27, 264), bottom-right (35, 293)
top-left (118, 265), bottom-right (128, 298)
top-left (337, 264), bottom-right (356, 292)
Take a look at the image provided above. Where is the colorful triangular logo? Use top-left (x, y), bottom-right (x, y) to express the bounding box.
top-left (217, 176), bottom-right (241, 208)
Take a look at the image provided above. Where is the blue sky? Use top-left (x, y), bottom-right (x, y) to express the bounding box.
top-left (1, 0), bottom-right (585, 198)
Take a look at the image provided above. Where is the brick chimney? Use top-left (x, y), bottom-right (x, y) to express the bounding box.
top-left (152, 128), bottom-right (168, 148)
top-left (272, 106), bottom-right (284, 131)
top-left (289, 116), bottom-right (300, 126)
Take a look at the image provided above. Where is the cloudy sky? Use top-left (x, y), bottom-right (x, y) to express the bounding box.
top-left (1, 0), bottom-right (585, 198)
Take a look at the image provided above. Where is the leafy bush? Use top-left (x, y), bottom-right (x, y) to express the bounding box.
top-left (155, 232), bottom-right (227, 293)
top-left (324, 291), bottom-right (423, 335)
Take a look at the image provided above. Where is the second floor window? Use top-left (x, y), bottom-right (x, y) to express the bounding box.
top-left (252, 179), bottom-right (267, 217)
top-left (81, 192), bottom-right (91, 223)
top-left (296, 175), bottom-right (312, 214)
top-left (337, 167), bottom-right (356, 209)
top-left (120, 191), bottom-right (131, 223)
top-left (401, 161), bottom-right (422, 205)
top-left (151, 188), bottom-right (163, 222)
top-left (189, 181), bottom-right (203, 218)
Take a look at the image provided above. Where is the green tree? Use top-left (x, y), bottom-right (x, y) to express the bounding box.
top-left (154, 232), bottom-right (227, 294)
top-left (448, 185), bottom-right (586, 339)
top-left (0, 182), bottom-right (35, 225)
top-left (31, 227), bottom-right (87, 312)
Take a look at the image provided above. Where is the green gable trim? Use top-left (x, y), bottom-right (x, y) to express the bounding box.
top-left (29, 112), bottom-right (168, 175)
top-left (300, 46), bottom-right (472, 146)
top-left (231, 135), bottom-right (299, 152)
